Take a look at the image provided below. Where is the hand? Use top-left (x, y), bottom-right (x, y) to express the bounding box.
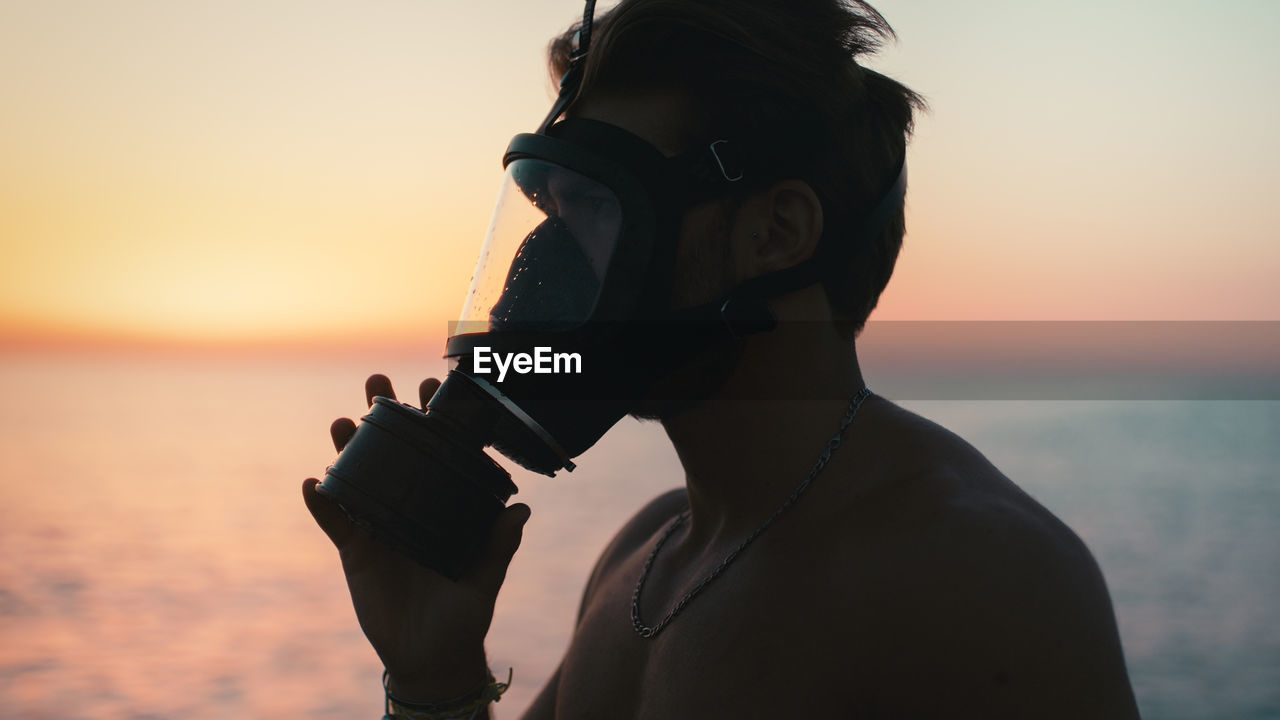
top-left (303, 374), bottom-right (531, 700)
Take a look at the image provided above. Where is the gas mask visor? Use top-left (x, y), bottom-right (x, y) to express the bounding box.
top-left (458, 159), bottom-right (620, 335)
top-left (443, 125), bottom-right (670, 476)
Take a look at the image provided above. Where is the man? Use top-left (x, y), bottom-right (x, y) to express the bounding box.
top-left (304, 1), bottom-right (1141, 717)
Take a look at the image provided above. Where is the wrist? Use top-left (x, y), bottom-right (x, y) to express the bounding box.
top-left (387, 654), bottom-right (489, 703)
top-left (383, 667), bottom-right (511, 720)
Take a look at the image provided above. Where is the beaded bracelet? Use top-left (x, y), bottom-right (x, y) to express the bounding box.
top-left (382, 668), bottom-right (511, 720)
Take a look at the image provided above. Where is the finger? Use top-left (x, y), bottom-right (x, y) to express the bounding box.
top-left (466, 503), bottom-right (532, 597)
top-left (418, 377), bottom-right (442, 410)
top-left (330, 417), bottom-right (357, 452)
top-left (303, 478), bottom-right (354, 549)
top-left (365, 374), bottom-right (396, 407)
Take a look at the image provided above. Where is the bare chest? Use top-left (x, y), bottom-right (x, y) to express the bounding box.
top-left (552, 540), bottom-right (863, 720)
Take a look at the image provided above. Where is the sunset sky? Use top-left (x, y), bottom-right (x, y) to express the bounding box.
top-left (2, 0), bottom-right (1277, 348)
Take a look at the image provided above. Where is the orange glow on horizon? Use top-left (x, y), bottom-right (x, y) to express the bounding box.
top-left (1, 1), bottom-right (1277, 347)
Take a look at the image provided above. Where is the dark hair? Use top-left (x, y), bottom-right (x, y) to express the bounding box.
top-left (548, 0), bottom-right (925, 334)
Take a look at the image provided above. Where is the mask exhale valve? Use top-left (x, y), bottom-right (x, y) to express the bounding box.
top-left (318, 382), bottom-right (517, 580)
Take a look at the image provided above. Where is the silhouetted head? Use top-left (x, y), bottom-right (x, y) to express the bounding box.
top-left (547, 0), bottom-right (926, 337)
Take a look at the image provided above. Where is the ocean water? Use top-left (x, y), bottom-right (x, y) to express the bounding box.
top-left (0, 349), bottom-right (1276, 719)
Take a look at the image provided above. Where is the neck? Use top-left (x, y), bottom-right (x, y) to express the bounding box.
top-left (659, 316), bottom-right (867, 547)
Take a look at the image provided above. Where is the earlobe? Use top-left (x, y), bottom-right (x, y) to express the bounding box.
top-left (748, 180), bottom-right (825, 275)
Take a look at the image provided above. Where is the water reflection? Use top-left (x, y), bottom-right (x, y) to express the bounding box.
top-left (0, 351), bottom-right (1277, 718)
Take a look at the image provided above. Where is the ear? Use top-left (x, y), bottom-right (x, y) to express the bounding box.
top-left (738, 179), bottom-right (825, 277)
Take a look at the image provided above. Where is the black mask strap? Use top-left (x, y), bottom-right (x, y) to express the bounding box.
top-left (666, 158), bottom-right (908, 337)
top-left (538, 0), bottom-right (598, 135)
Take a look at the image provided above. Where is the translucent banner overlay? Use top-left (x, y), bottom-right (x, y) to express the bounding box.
top-left (443, 321), bottom-right (1280, 400)
top-left (858, 321), bottom-right (1280, 400)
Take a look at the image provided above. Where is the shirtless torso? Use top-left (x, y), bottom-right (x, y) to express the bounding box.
top-left (524, 396), bottom-right (1141, 719)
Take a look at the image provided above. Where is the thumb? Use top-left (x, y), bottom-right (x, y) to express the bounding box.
top-left (302, 478), bottom-right (355, 549)
top-left (467, 503), bottom-right (531, 597)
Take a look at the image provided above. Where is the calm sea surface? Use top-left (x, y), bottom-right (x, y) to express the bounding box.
top-left (0, 349), bottom-right (1276, 719)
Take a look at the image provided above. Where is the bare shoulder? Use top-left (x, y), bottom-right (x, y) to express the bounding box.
top-left (576, 487), bottom-right (687, 618)
top-left (811, 398), bottom-right (1142, 717)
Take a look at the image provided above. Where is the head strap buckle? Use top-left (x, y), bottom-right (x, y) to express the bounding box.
top-left (708, 140), bottom-right (744, 182)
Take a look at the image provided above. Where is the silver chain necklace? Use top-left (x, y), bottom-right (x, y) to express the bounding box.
top-left (631, 387), bottom-right (873, 639)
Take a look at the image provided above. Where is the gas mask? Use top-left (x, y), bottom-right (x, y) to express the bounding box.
top-left (318, 0), bottom-right (906, 578)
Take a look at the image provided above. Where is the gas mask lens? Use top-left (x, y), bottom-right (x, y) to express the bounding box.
top-left (458, 159), bottom-right (623, 335)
